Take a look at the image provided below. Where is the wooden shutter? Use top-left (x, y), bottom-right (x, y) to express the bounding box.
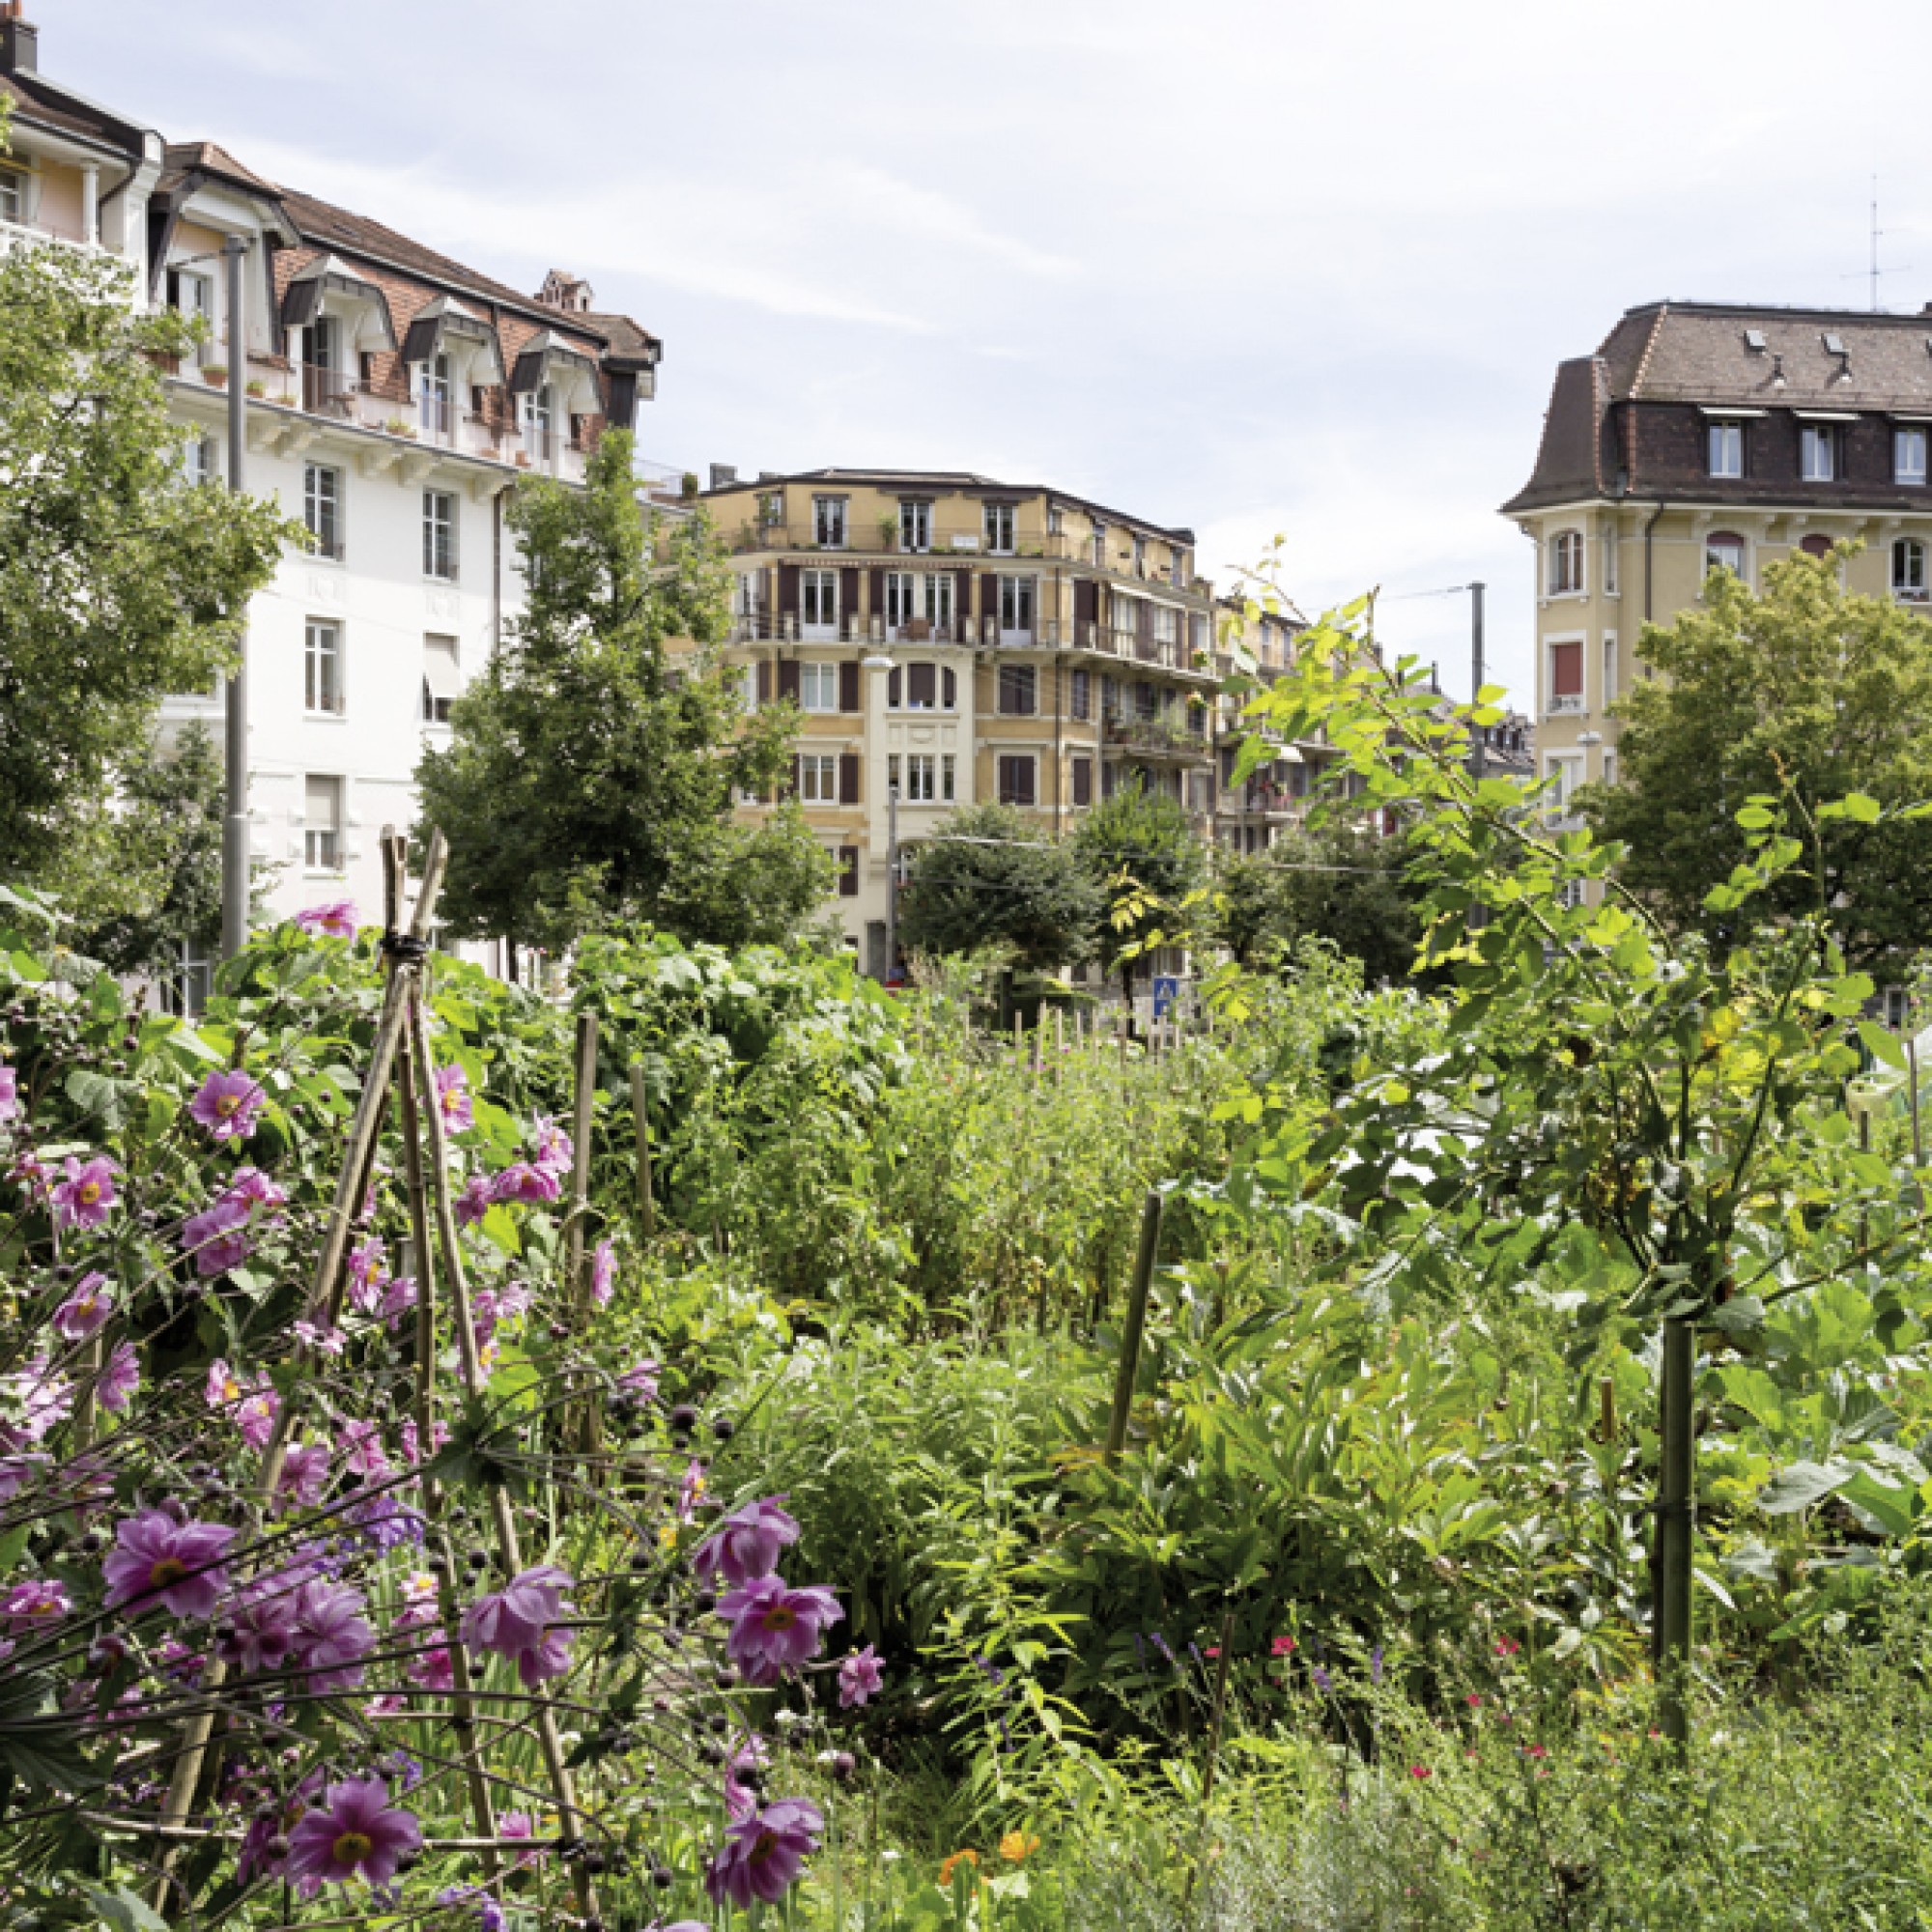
top-left (779, 563), bottom-right (802, 618)
top-left (841, 567), bottom-right (861, 632)
top-left (1074, 578), bottom-right (1098, 627)
top-left (1550, 641), bottom-right (1582, 697)
top-left (908, 662), bottom-right (937, 708)
top-left (839, 753), bottom-right (860, 805)
top-left (778, 659), bottom-right (802, 703)
top-left (980, 573), bottom-right (1000, 639)
top-left (838, 846), bottom-right (860, 897)
top-left (838, 659), bottom-right (861, 712)
top-left (1072, 756), bottom-right (1093, 807)
top-left (954, 571), bottom-right (973, 639)
top-left (888, 667), bottom-right (901, 708)
top-left (942, 666), bottom-right (957, 709)
top-left (868, 568), bottom-right (885, 625)
top-left (757, 659), bottom-right (774, 704)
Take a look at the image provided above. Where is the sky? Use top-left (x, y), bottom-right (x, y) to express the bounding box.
top-left (43, 0), bottom-right (1932, 703)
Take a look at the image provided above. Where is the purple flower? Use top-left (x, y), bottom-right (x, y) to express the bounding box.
top-left (435, 1064), bottom-right (474, 1132)
top-left (491, 1161), bottom-right (560, 1207)
top-left (52, 1271), bottom-right (113, 1340)
top-left (218, 1578), bottom-right (303, 1674)
top-left (694, 1497), bottom-right (801, 1588)
top-left (617, 1359), bottom-right (660, 1404)
top-left (0, 1062), bottom-right (16, 1122)
top-left (717, 1575), bottom-right (843, 1686)
top-left (591, 1238), bottom-right (615, 1308)
top-left (227, 1166), bottom-right (288, 1210)
top-left (7, 1356), bottom-right (72, 1440)
top-left (704, 1797), bottom-right (824, 1907)
top-left (278, 1441), bottom-right (330, 1507)
top-left (286, 1775), bottom-right (421, 1887)
top-left (460, 1565), bottom-right (575, 1685)
top-left (454, 1174), bottom-right (494, 1228)
top-left (3, 1577), bottom-right (71, 1632)
top-left (188, 1068), bottom-right (266, 1143)
top-left (345, 1240), bottom-right (387, 1316)
top-left (295, 901), bottom-right (357, 939)
top-left (294, 1577), bottom-right (375, 1690)
top-left (96, 1340), bottom-right (139, 1413)
top-left (181, 1196), bottom-right (253, 1277)
top-left (838, 1644), bottom-right (884, 1708)
top-left (102, 1509), bottom-right (235, 1618)
top-left (349, 1491), bottom-right (425, 1552)
top-left (342, 1421), bottom-right (391, 1479)
top-left (529, 1115), bottom-right (573, 1176)
top-left (51, 1156), bottom-right (118, 1232)
top-left (380, 1274), bottom-right (418, 1327)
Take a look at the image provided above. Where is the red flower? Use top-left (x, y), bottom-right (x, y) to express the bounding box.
top-left (1523, 1744), bottom-right (1548, 1759)
top-left (1409, 1764), bottom-right (1433, 1780)
top-left (1269, 1635), bottom-right (1295, 1658)
top-left (1465, 1692), bottom-right (1482, 1707)
top-left (1203, 1646), bottom-right (1221, 1659)
top-left (1494, 1635), bottom-right (1520, 1657)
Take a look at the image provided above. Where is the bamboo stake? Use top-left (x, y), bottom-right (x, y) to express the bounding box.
top-left (406, 987), bottom-right (594, 1914)
top-left (1655, 1315), bottom-right (1694, 1745)
top-left (1910, 1035), bottom-right (1924, 1213)
top-left (1103, 1191), bottom-right (1164, 1466)
top-left (631, 1061), bottom-right (657, 1241)
top-left (566, 1009), bottom-right (599, 1323)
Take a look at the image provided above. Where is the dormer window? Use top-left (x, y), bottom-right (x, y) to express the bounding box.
top-left (526, 384), bottom-right (556, 461)
top-left (1708, 420), bottom-right (1744, 479)
top-left (1800, 424), bottom-right (1837, 482)
top-left (1896, 427), bottom-right (1928, 486)
top-left (419, 353), bottom-right (454, 441)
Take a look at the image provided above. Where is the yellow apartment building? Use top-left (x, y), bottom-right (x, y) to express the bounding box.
top-left (699, 468), bottom-right (1220, 978)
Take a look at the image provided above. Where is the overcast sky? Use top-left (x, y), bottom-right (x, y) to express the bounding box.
top-left (46, 0), bottom-right (1932, 701)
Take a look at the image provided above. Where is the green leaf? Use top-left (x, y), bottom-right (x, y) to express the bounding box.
top-left (1757, 1459), bottom-right (1856, 1515)
top-left (1858, 1021), bottom-right (1908, 1072)
top-left (1838, 792), bottom-right (1883, 824)
top-left (74, 1883), bottom-right (171, 1932)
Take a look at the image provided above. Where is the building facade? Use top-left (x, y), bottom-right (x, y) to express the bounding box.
top-left (1, 12), bottom-right (660, 954)
top-left (1505, 299), bottom-right (1932, 810)
top-left (699, 469), bottom-right (1221, 976)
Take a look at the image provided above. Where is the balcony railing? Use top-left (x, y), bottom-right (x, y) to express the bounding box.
top-left (726, 522), bottom-right (1075, 561)
top-left (720, 611), bottom-right (1213, 674)
top-left (302, 363), bottom-right (361, 416)
top-left (1102, 714), bottom-right (1212, 759)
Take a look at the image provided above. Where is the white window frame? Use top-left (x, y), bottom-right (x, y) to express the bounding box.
top-left (798, 753), bottom-right (839, 804)
top-left (1547, 529), bottom-right (1585, 597)
top-left (1602, 634), bottom-right (1619, 709)
top-left (1893, 537), bottom-right (1928, 600)
top-left (423, 490), bottom-right (458, 582)
top-left (183, 434), bottom-right (215, 488)
top-left (813, 495), bottom-right (848, 549)
top-left (904, 753), bottom-right (939, 804)
top-left (1704, 532), bottom-right (1747, 582)
top-left (304, 463), bottom-right (342, 561)
top-left (1544, 753), bottom-right (1584, 814)
top-left (1545, 633), bottom-right (1586, 716)
top-left (0, 158), bottom-right (30, 227)
top-left (304, 619), bottom-right (343, 717)
top-left (997, 753), bottom-right (1038, 807)
top-left (942, 753), bottom-right (956, 803)
top-left (999, 574), bottom-right (1036, 640)
top-left (799, 662), bottom-right (839, 711)
top-left (422, 634), bottom-right (460, 724)
top-left (1800, 425), bottom-right (1836, 483)
top-left (1602, 527), bottom-right (1619, 596)
top-left (898, 498), bottom-right (932, 553)
top-left (1708, 421), bottom-right (1744, 480)
top-left (984, 502), bottom-right (1016, 555)
top-left (303, 775), bottom-right (344, 871)
top-left (1896, 427), bottom-right (1929, 487)
top-left (800, 568), bottom-right (839, 639)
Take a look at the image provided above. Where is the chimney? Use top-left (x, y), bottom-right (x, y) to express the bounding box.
top-left (708, 464), bottom-right (738, 491)
top-left (1, 3), bottom-right (40, 74)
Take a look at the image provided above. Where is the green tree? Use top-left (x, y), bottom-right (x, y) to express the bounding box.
top-left (416, 431), bottom-right (826, 951)
top-left (898, 802), bottom-right (1101, 977)
top-left (1071, 780), bottom-right (1208, 1009)
top-left (0, 237), bottom-right (289, 886)
top-left (1582, 549), bottom-right (1932, 980)
top-left (1217, 820), bottom-right (1424, 982)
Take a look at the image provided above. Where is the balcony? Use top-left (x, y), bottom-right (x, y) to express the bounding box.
top-left (1102, 713), bottom-right (1212, 760)
top-left (725, 522), bottom-right (1074, 561)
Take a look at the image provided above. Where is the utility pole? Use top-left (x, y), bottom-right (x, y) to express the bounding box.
top-left (1468, 579), bottom-right (1487, 782)
top-left (219, 234), bottom-right (251, 959)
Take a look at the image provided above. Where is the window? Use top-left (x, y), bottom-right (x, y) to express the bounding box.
top-left (1070, 668), bottom-right (1092, 720)
top-left (813, 496), bottom-right (848, 548)
top-left (997, 754), bottom-right (1037, 807)
top-left (885, 570), bottom-right (953, 636)
top-left (174, 268), bottom-right (213, 330)
top-left (757, 490), bottom-right (783, 526)
top-left (1708, 421), bottom-right (1744, 479)
top-left (1153, 604), bottom-right (1179, 652)
top-left (1799, 533), bottom-right (1833, 558)
top-left (183, 434), bottom-right (215, 487)
top-left (798, 753), bottom-right (839, 803)
top-left (1897, 428), bottom-right (1929, 486)
top-left (904, 753), bottom-right (939, 803)
top-left (1071, 754), bottom-right (1094, 807)
top-left (1171, 549), bottom-right (1189, 589)
top-left (799, 663), bottom-right (839, 711)
top-left (303, 776), bottom-right (343, 870)
top-left (1048, 505), bottom-right (1065, 536)
top-left (1091, 521), bottom-right (1107, 567)
top-left (527, 384), bottom-right (555, 461)
top-left (1132, 534), bottom-right (1147, 578)
top-left (984, 502), bottom-right (1016, 554)
top-left (1602, 528), bottom-right (1619, 595)
top-left (942, 666), bottom-right (957, 709)
top-left (898, 498), bottom-right (931, 553)
top-left (1545, 755), bottom-right (1583, 813)
top-left (423, 491), bottom-right (457, 581)
top-left (999, 575), bottom-right (1036, 637)
top-left (1800, 425), bottom-right (1836, 482)
top-left (1548, 639), bottom-right (1583, 713)
top-left (0, 161), bottom-right (26, 225)
top-left (304, 621), bottom-right (343, 716)
top-left (304, 464), bottom-right (342, 560)
top-left (997, 664), bottom-right (1037, 716)
top-left (837, 845), bottom-right (859, 898)
top-left (942, 753), bottom-right (956, 803)
top-left (906, 662), bottom-right (938, 710)
top-left (419, 352), bottom-right (454, 440)
top-left (1893, 537), bottom-right (1927, 599)
top-left (801, 569), bottom-right (839, 636)
top-left (1705, 531), bottom-right (1746, 580)
top-left (423, 634), bottom-right (460, 724)
top-left (1602, 635), bottom-right (1618, 708)
top-left (1547, 529), bottom-right (1584, 595)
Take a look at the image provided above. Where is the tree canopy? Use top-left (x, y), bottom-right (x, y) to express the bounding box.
top-left (1070, 781), bottom-right (1208, 1000)
top-left (897, 802), bottom-right (1101, 974)
top-left (1216, 819), bottom-right (1424, 983)
top-left (416, 431), bottom-right (828, 952)
top-left (1582, 549), bottom-right (1932, 979)
top-left (0, 238), bottom-right (289, 887)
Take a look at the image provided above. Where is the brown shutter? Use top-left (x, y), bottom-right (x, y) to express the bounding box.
top-left (757, 659), bottom-right (773, 704)
top-left (888, 667), bottom-right (901, 708)
top-left (868, 568), bottom-right (885, 623)
top-left (779, 563), bottom-right (801, 618)
top-left (838, 845), bottom-right (860, 897)
top-left (839, 753), bottom-right (860, 805)
top-left (838, 659), bottom-right (860, 712)
top-left (908, 662), bottom-right (937, 708)
top-left (942, 666), bottom-right (957, 709)
top-left (1072, 756), bottom-right (1093, 807)
top-left (778, 659), bottom-right (802, 702)
top-left (955, 570), bottom-right (973, 639)
top-left (1074, 578), bottom-right (1097, 625)
top-left (980, 573), bottom-right (1000, 639)
top-left (1550, 641), bottom-right (1582, 696)
top-left (841, 567), bottom-right (861, 633)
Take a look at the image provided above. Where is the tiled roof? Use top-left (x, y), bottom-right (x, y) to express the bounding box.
top-left (0, 68), bottom-right (146, 156)
top-left (161, 139), bottom-right (280, 197)
top-left (580, 309), bottom-right (662, 363)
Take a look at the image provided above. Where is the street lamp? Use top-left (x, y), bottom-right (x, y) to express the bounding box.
top-left (861, 650), bottom-right (898, 983)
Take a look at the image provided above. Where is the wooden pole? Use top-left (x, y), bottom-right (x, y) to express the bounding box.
top-left (1655, 1315), bottom-right (1694, 1745)
top-left (630, 1061), bottom-right (657, 1241)
top-left (1909, 1035), bottom-right (1924, 1213)
top-left (566, 1009), bottom-right (599, 1325)
top-left (1103, 1191), bottom-right (1164, 1467)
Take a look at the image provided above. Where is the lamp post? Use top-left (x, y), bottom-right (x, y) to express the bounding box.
top-left (861, 648), bottom-right (896, 983)
top-left (219, 233), bottom-right (250, 960)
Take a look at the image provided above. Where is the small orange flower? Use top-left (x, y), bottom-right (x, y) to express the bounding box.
top-left (939, 1850), bottom-right (980, 1887)
top-left (999, 1831), bottom-right (1039, 1864)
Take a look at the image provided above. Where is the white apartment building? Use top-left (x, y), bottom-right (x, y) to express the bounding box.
top-left (1, 9), bottom-right (661, 956)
